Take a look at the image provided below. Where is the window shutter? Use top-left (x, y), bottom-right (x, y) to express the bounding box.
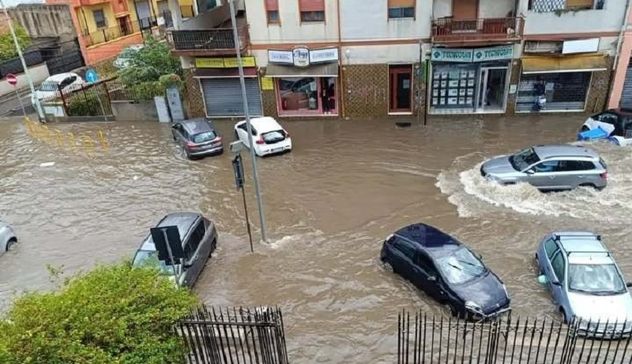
top-left (566, 0), bottom-right (593, 8)
top-left (299, 0), bottom-right (325, 12)
top-left (388, 0), bottom-right (415, 8)
top-left (265, 0), bottom-right (278, 11)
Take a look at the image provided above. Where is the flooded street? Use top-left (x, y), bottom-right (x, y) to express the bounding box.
top-left (1, 115), bottom-right (631, 363)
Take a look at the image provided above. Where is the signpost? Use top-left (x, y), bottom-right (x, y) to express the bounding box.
top-left (6, 73), bottom-right (26, 117)
top-left (85, 68), bottom-right (99, 83)
top-left (232, 150), bottom-right (254, 253)
top-left (150, 226), bottom-right (185, 286)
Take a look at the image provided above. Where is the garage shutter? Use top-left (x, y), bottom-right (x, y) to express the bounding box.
top-left (201, 78), bottom-right (262, 117)
top-left (620, 61), bottom-right (632, 110)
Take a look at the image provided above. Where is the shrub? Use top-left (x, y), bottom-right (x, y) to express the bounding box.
top-left (128, 81), bottom-right (166, 101)
top-left (0, 263), bottom-right (197, 364)
top-left (66, 92), bottom-right (103, 116)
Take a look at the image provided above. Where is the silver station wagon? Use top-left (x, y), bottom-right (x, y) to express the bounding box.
top-left (480, 144), bottom-right (607, 191)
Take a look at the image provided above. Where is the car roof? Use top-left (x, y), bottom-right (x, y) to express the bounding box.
top-left (552, 232), bottom-right (614, 265)
top-left (45, 73), bottom-right (79, 83)
top-left (181, 118), bottom-right (215, 134)
top-left (240, 117), bottom-right (283, 133)
top-left (139, 212), bottom-right (201, 251)
top-left (532, 144), bottom-right (599, 160)
top-left (395, 223), bottom-right (461, 256)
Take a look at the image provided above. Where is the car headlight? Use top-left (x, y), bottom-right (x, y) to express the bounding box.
top-left (465, 301), bottom-right (483, 313)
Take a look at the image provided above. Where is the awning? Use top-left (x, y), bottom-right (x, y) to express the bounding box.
top-left (193, 67), bottom-right (258, 78)
top-left (522, 54), bottom-right (607, 74)
top-left (265, 63), bottom-right (339, 77)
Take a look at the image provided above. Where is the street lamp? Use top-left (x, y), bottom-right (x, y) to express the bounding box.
top-left (228, 0), bottom-right (268, 242)
top-left (0, 0), bottom-right (45, 121)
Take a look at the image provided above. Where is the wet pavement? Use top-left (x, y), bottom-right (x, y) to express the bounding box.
top-left (1, 115), bottom-right (631, 363)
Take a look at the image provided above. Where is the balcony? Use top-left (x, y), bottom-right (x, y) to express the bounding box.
top-left (432, 17), bottom-right (524, 45)
top-left (168, 23), bottom-right (248, 56)
top-left (79, 0), bottom-right (110, 5)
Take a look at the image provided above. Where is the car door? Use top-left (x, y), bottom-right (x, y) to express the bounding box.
top-left (526, 160), bottom-right (562, 190)
top-left (236, 123), bottom-right (250, 146)
top-left (182, 221), bottom-right (205, 287)
top-left (413, 252), bottom-right (444, 301)
top-left (389, 237), bottom-right (417, 282)
top-left (171, 123), bottom-right (183, 144)
top-left (549, 251), bottom-right (568, 311)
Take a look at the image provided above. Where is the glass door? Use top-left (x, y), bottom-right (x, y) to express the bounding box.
top-left (389, 65), bottom-right (413, 113)
top-left (477, 67), bottom-right (508, 112)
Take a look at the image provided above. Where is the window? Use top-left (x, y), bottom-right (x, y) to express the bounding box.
top-left (388, 0), bottom-right (415, 19)
top-left (533, 160), bottom-right (560, 173)
top-left (266, 0), bottom-right (280, 23)
top-left (516, 72), bottom-right (592, 112)
top-left (276, 77), bottom-right (338, 115)
top-left (528, 0), bottom-right (604, 12)
top-left (551, 252), bottom-right (566, 282)
top-left (416, 253), bottom-right (438, 276)
top-left (299, 0), bottom-right (325, 22)
top-left (544, 238), bottom-right (559, 259)
top-left (436, 247), bottom-right (487, 285)
top-left (558, 160), bottom-right (596, 171)
top-left (93, 9), bottom-right (106, 28)
top-left (393, 237), bottom-right (416, 259)
top-left (568, 263), bottom-right (626, 294)
top-left (184, 222), bottom-right (205, 261)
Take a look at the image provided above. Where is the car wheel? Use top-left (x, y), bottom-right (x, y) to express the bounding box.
top-left (5, 238), bottom-right (16, 251)
top-left (382, 260), bottom-right (394, 273)
top-left (579, 183), bottom-right (597, 190)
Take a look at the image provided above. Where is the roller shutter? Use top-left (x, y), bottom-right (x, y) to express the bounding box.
top-left (620, 62), bottom-right (632, 110)
top-left (201, 78), bottom-right (262, 117)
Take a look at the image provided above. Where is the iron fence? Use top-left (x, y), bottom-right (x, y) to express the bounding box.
top-left (176, 306), bottom-right (289, 364)
top-left (431, 17), bottom-right (523, 43)
top-left (398, 311), bottom-right (632, 364)
top-left (82, 19), bottom-right (143, 47)
top-left (59, 81), bottom-right (113, 117)
top-left (168, 24), bottom-right (248, 51)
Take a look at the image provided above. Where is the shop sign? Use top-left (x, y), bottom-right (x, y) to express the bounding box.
top-left (196, 57), bottom-right (257, 68)
top-left (260, 76), bottom-right (274, 90)
top-left (310, 48), bottom-right (339, 64)
top-left (268, 47), bottom-right (339, 67)
top-left (431, 48), bottom-right (473, 63)
top-left (292, 48), bottom-right (310, 67)
top-left (473, 46), bottom-right (514, 62)
top-left (268, 50), bottom-right (293, 65)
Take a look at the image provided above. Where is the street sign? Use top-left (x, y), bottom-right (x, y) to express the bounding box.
top-left (229, 140), bottom-right (244, 154)
top-left (6, 73), bottom-right (17, 86)
top-left (85, 68), bottom-right (99, 83)
top-left (232, 154), bottom-right (244, 190)
top-left (150, 226), bottom-right (185, 265)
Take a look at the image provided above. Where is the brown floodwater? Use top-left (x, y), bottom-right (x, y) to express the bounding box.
top-left (1, 115), bottom-right (631, 363)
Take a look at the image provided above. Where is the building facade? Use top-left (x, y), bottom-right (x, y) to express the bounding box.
top-left (608, 3), bottom-right (632, 109)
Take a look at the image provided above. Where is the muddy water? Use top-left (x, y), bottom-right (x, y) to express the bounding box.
top-left (1, 115), bottom-right (631, 363)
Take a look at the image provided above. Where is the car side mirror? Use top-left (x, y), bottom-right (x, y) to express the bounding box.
top-left (427, 276), bottom-right (437, 282)
top-left (525, 169), bottom-right (535, 175)
top-left (627, 282), bottom-right (632, 288)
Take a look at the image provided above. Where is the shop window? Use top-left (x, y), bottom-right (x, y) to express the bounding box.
top-left (430, 64), bottom-right (477, 111)
top-left (388, 0), bottom-right (415, 19)
top-left (516, 72), bottom-right (591, 112)
top-left (265, 0), bottom-right (280, 24)
top-left (276, 77), bottom-right (337, 115)
top-left (93, 9), bottom-right (106, 29)
top-left (528, 0), bottom-right (604, 12)
top-left (299, 0), bottom-right (325, 22)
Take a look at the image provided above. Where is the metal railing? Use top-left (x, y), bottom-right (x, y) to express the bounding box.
top-left (82, 20), bottom-right (143, 47)
top-left (432, 17), bottom-right (524, 43)
top-left (398, 310), bottom-right (632, 364)
top-left (168, 23), bottom-right (248, 52)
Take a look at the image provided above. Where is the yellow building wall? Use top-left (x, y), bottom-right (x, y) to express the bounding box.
top-left (75, 4), bottom-right (117, 34)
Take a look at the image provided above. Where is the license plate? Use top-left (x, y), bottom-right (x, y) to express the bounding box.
top-left (272, 147), bottom-right (284, 152)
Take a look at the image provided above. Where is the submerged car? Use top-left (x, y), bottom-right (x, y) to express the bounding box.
top-left (536, 232), bottom-right (632, 336)
top-left (132, 212), bottom-right (217, 288)
top-left (579, 109), bottom-right (632, 146)
top-left (31, 72), bottom-right (84, 105)
top-left (113, 44), bottom-right (143, 69)
top-left (480, 144), bottom-right (607, 191)
top-left (234, 117), bottom-right (292, 157)
top-left (0, 220), bottom-right (17, 255)
top-left (380, 223), bottom-right (510, 320)
top-left (171, 118), bottom-right (223, 159)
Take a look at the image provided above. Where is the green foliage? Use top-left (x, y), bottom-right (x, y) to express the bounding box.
top-left (159, 73), bottom-right (183, 90)
top-left (0, 263), bottom-right (197, 364)
top-left (67, 92), bottom-right (103, 116)
top-left (129, 81), bottom-right (166, 101)
top-left (118, 37), bottom-right (181, 88)
top-left (0, 25), bottom-right (31, 62)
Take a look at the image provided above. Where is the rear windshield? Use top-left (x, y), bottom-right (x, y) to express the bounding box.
top-left (191, 131), bottom-right (217, 143)
top-left (262, 130), bottom-right (286, 144)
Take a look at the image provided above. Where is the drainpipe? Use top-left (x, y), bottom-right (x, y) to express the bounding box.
top-left (336, 0), bottom-right (345, 119)
top-left (608, 0), bottom-right (632, 108)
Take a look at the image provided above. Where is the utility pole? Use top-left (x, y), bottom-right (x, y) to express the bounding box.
top-left (228, 0), bottom-right (267, 242)
top-left (0, 0), bottom-right (45, 121)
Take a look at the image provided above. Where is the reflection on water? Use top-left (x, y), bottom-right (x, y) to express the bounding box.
top-left (0, 115), bottom-right (630, 362)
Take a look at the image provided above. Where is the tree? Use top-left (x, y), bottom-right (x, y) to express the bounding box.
top-left (118, 37), bottom-right (181, 87)
top-left (0, 263), bottom-right (197, 364)
top-left (0, 25), bottom-right (31, 62)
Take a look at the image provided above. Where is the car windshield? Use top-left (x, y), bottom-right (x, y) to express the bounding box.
top-left (437, 247), bottom-right (487, 285)
top-left (262, 130), bottom-right (286, 144)
top-left (191, 131), bottom-right (216, 143)
top-left (509, 147), bottom-right (540, 171)
top-left (39, 82), bottom-right (59, 91)
top-left (132, 250), bottom-right (176, 276)
top-left (568, 263), bottom-right (626, 295)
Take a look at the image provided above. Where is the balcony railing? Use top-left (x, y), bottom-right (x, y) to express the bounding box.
top-left (432, 17), bottom-right (524, 44)
top-left (167, 24), bottom-right (249, 55)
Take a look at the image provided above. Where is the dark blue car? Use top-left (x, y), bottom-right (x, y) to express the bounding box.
top-left (380, 223), bottom-right (511, 319)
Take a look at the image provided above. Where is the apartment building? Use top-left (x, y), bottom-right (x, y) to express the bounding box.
top-left (608, 4), bottom-right (632, 109)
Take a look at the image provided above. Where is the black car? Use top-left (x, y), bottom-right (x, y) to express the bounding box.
top-left (380, 223), bottom-right (510, 319)
top-left (171, 118), bottom-right (223, 159)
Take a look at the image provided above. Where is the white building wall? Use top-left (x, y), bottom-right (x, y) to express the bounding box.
top-left (432, 0), bottom-right (516, 19)
top-left (521, 0), bottom-right (626, 35)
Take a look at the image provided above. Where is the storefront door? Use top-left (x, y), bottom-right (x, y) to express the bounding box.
top-left (389, 65), bottom-right (413, 113)
top-left (477, 67), bottom-right (507, 112)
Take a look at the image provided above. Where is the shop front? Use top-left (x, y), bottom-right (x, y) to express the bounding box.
top-left (194, 56), bottom-right (263, 118)
top-left (264, 47), bottom-right (339, 117)
top-left (516, 54), bottom-right (607, 113)
top-left (429, 45), bottom-right (513, 114)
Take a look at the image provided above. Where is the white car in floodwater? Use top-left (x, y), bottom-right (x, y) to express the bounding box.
top-left (234, 117), bottom-right (292, 157)
top-left (0, 220), bottom-right (17, 255)
top-left (579, 109), bottom-right (632, 146)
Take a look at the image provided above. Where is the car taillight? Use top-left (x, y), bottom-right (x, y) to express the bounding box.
top-left (285, 131), bottom-right (290, 138)
top-left (600, 171), bottom-right (608, 180)
top-left (256, 137), bottom-right (265, 144)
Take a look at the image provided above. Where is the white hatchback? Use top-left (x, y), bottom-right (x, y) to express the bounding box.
top-left (234, 117), bottom-right (292, 157)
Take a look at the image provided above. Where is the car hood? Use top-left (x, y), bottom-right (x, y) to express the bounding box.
top-left (569, 291), bottom-right (632, 323)
top-left (482, 156), bottom-right (518, 175)
top-left (452, 272), bottom-right (509, 314)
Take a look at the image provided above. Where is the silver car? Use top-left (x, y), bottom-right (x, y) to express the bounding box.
top-left (480, 144), bottom-right (607, 191)
top-left (536, 232), bottom-right (632, 337)
top-left (0, 220), bottom-right (17, 255)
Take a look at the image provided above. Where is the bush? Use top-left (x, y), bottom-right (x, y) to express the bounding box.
top-left (0, 263), bottom-right (197, 364)
top-left (66, 92), bottom-right (103, 116)
top-left (118, 37), bottom-right (181, 88)
top-left (0, 25), bottom-right (31, 62)
top-left (129, 81), bottom-right (166, 101)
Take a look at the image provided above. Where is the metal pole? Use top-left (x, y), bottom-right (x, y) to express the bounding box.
top-left (0, 0), bottom-right (44, 121)
top-left (228, 0), bottom-right (267, 242)
top-left (14, 88), bottom-right (26, 117)
top-left (241, 184), bottom-right (254, 253)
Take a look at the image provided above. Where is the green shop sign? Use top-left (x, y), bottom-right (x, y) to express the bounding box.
top-left (432, 46), bottom-right (513, 63)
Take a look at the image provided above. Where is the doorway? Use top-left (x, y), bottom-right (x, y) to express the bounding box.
top-left (389, 65), bottom-right (413, 113)
top-left (452, 0), bottom-right (478, 20)
top-left (118, 16), bottom-right (131, 35)
top-left (477, 67), bottom-right (508, 112)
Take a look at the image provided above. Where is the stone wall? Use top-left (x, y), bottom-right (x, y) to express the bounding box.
top-left (342, 64), bottom-right (389, 118)
top-left (261, 89), bottom-right (277, 117)
top-left (183, 69), bottom-right (205, 118)
top-left (8, 4), bottom-right (75, 39)
top-left (506, 60), bottom-right (521, 115)
top-left (585, 57), bottom-right (612, 114)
